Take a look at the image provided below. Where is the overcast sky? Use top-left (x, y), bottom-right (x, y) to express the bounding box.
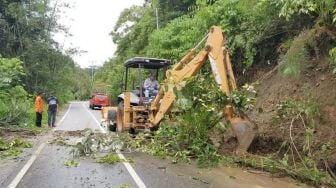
top-left (54, 0), bottom-right (144, 68)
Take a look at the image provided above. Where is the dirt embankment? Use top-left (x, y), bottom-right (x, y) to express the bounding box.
top-left (237, 58), bottom-right (336, 171)
top-left (0, 127), bottom-right (40, 141)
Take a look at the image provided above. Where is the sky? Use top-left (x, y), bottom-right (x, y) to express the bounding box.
top-left (54, 0), bottom-right (144, 68)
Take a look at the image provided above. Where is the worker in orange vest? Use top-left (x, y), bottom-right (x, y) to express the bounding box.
top-left (35, 91), bottom-right (44, 127)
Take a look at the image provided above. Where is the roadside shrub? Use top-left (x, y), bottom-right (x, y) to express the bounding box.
top-left (0, 57), bottom-right (30, 126)
top-left (329, 47), bottom-right (336, 73)
top-left (279, 30), bottom-right (315, 77)
top-left (275, 90), bottom-right (320, 154)
top-left (276, 91), bottom-right (320, 130)
top-left (136, 110), bottom-right (222, 167)
top-left (0, 86), bottom-right (31, 126)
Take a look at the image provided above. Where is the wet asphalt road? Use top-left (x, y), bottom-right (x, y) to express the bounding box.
top-left (3, 102), bottom-right (305, 188)
top-left (15, 102), bottom-right (207, 188)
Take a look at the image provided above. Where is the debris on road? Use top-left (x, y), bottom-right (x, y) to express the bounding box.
top-left (120, 184), bottom-right (132, 188)
top-left (191, 176), bottom-right (209, 184)
top-left (50, 129), bottom-right (125, 157)
top-left (50, 129), bottom-right (131, 168)
top-left (0, 137), bottom-right (32, 158)
top-left (63, 159), bottom-right (80, 167)
top-left (48, 136), bottom-right (71, 146)
top-left (0, 127), bottom-right (40, 159)
top-left (95, 154), bottom-right (127, 165)
top-left (71, 129), bottom-right (124, 157)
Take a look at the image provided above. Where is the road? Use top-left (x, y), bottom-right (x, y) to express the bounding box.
top-left (2, 102), bottom-right (306, 188)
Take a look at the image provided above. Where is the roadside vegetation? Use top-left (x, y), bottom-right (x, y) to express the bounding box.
top-left (0, 1), bottom-right (91, 130)
top-left (0, 0), bottom-right (93, 161)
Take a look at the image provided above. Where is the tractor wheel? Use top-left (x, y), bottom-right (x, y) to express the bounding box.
top-left (108, 123), bottom-right (117, 132)
top-left (129, 127), bottom-right (135, 135)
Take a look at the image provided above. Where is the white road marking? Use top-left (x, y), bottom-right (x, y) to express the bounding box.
top-left (58, 104), bottom-right (72, 125)
top-left (54, 104), bottom-right (72, 130)
top-left (116, 150), bottom-right (147, 188)
top-left (7, 143), bottom-right (46, 188)
top-left (7, 104), bottom-right (72, 188)
top-left (84, 102), bottom-right (146, 188)
top-left (81, 103), bottom-right (106, 133)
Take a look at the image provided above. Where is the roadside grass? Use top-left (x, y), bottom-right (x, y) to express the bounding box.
top-left (0, 105), bottom-right (49, 135)
top-left (221, 155), bottom-right (336, 187)
top-left (279, 30), bottom-right (315, 78)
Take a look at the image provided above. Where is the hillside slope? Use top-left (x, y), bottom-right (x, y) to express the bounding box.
top-left (244, 58), bottom-right (336, 179)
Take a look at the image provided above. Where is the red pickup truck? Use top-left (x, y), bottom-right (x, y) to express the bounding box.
top-left (89, 93), bottom-right (110, 109)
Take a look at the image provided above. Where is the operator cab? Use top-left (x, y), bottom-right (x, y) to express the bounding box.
top-left (118, 57), bottom-right (171, 105)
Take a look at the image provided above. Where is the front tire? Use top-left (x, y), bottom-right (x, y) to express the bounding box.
top-left (129, 127), bottom-right (135, 135)
top-left (108, 123), bottom-right (117, 132)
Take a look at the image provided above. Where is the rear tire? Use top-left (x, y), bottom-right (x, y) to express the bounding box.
top-left (150, 126), bottom-right (159, 132)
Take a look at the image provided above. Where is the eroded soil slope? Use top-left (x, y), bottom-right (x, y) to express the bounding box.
top-left (247, 59), bottom-right (336, 170)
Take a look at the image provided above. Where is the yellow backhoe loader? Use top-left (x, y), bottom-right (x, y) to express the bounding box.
top-left (104, 26), bottom-right (257, 152)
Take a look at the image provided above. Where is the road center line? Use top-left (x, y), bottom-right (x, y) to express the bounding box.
top-left (116, 150), bottom-right (147, 188)
top-left (81, 103), bottom-right (106, 133)
top-left (82, 102), bottom-right (146, 188)
top-left (57, 103), bottom-right (72, 125)
top-left (7, 104), bottom-right (72, 188)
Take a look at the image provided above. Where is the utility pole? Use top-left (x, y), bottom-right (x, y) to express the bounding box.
top-left (89, 61), bottom-right (95, 94)
top-left (156, 8), bottom-right (159, 30)
top-left (91, 63), bottom-right (94, 82)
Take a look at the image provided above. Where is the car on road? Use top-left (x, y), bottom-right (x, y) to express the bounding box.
top-left (89, 93), bottom-right (110, 109)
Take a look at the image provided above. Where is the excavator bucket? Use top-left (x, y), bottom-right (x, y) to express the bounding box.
top-left (231, 119), bottom-right (256, 152)
top-left (224, 106), bottom-right (256, 152)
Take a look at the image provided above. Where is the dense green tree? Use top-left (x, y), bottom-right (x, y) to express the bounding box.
top-left (0, 0), bottom-right (89, 103)
top-left (0, 57), bottom-right (30, 126)
top-left (92, 0), bottom-right (336, 103)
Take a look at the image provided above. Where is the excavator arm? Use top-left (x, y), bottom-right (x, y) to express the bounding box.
top-left (148, 26), bottom-right (256, 152)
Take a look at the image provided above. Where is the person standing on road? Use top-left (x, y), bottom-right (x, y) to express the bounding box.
top-left (47, 93), bottom-right (58, 127)
top-left (34, 91), bottom-right (44, 127)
